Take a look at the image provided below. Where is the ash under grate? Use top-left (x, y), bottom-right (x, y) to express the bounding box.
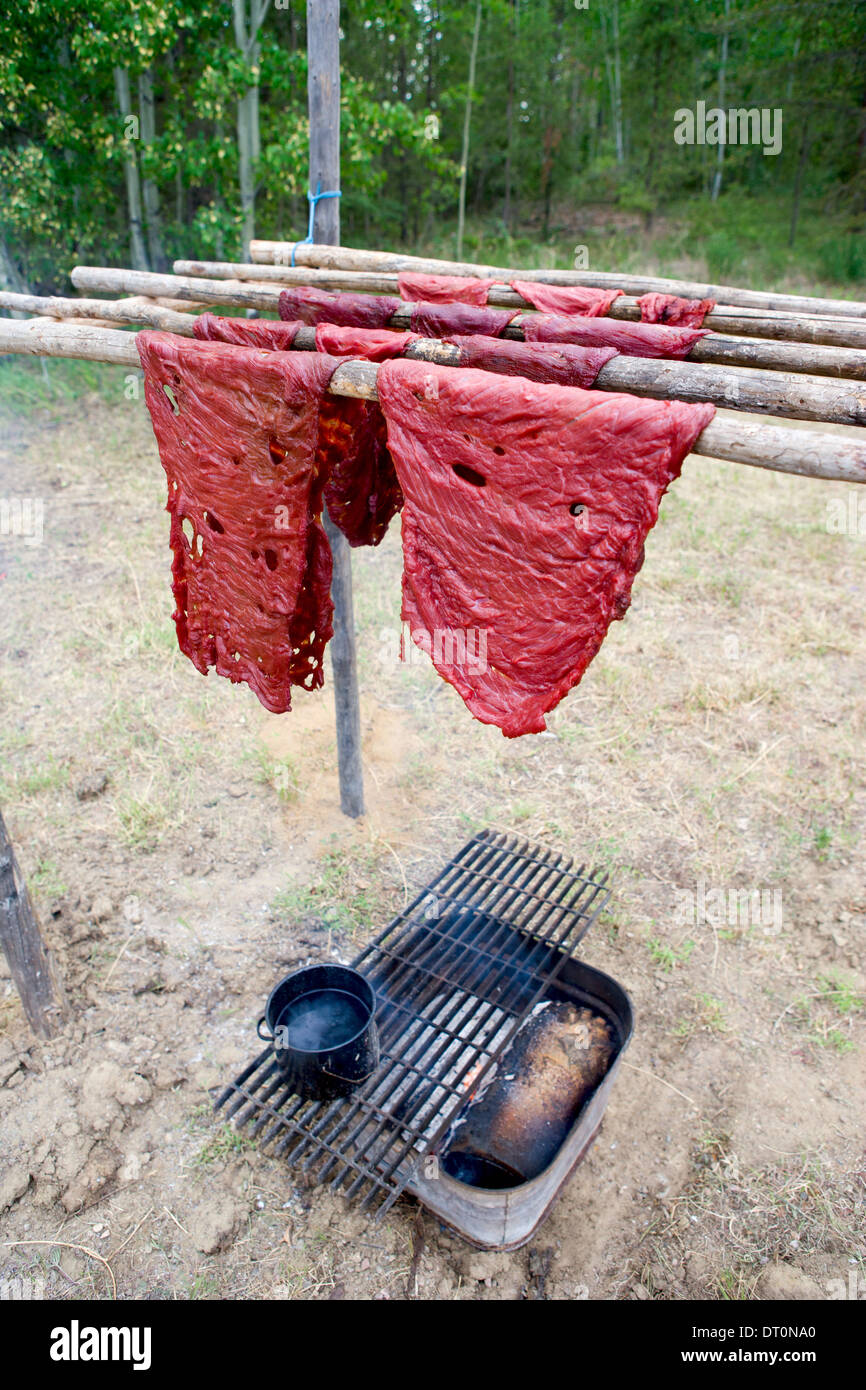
top-left (215, 829), bottom-right (610, 1218)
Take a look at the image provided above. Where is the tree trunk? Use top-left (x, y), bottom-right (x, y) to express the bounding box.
top-left (710, 0), bottom-right (731, 203)
top-left (234, 0), bottom-right (269, 260)
top-left (789, 111), bottom-right (812, 247)
top-left (138, 67), bottom-right (167, 271)
top-left (114, 67), bottom-right (149, 271)
top-left (457, 0), bottom-right (482, 259)
top-left (611, 0), bottom-right (624, 165)
top-left (503, 0), bottom-right (515, 229)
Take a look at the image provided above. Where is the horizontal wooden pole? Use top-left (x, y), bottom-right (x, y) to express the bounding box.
top-left (1, 316), bottom-right (864, 484)
top-left (71, 265), bottom-right (866, 383)
top-left (250, 240), bottom-right (866, 320)
top-left (175, 258), bottom-right (866, 353)
top-left (21, 283), bottom-right (866, 427)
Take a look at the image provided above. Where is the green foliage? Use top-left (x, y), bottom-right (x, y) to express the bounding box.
top-left (0, 1), bottom-right (864, 290)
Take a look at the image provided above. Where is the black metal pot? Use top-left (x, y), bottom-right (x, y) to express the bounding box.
top-left (257, 964), bottom-right (379, 1101)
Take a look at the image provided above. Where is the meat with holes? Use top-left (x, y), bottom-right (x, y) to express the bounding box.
top-left (377, 359), bottom-right (714, 736)
top-left (137, 331), bottom-right (338, 713)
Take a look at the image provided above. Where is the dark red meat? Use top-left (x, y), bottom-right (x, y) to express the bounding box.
top-left (510, 280), bottom-right (623, 317)
top-left (278, 286), bottom-right (401, 328)
top-left (377, 359), bottom-right (714, 736)
top-left (522, 313), bottom-right (707, 359)
top-left (410, 301), bottom-right (518, 338)
top-left (638, 293), bottom-right (716, 327)
top-left (445, 334), bottom-right (618, 388)
top-left (398, 271), bottom-right (492, 305)
top-left (314, 324), bottom-right (417, 360)
top-left (193, 313), bottom-right (302, 349)
top-left (137, 331), bottom-right (338, 713)
top-left (318, 395), bottom-right (403, 547)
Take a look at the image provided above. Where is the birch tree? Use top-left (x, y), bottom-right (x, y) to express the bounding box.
top-left (456, 0), bottom-right (482, 259)
top-left (233, 0), bottom-right (270, 259)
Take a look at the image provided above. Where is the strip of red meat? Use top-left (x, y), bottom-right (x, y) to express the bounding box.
top-left (409, 301), bottom-right (519, 338)
top-left (278, 286), bottom-right (401, 327)
top-left (510, 280), bottom-right (623, 317)
top-left (398, 271), bottom-right (493, 305)
top-left (314, 324), bottom-right (418, 360)
top-left (377, 359), bottom-right (714, 737)
top-left (195, 316), bottom-right (404, 547)
top-left (319, 395), bottom-right (404, 547)
top-left (192, 313), bottom-right (303, 348)
top-left (444, 334), bottom-right (618, 387)
top-left (522, 313), bottom-right (708, 358)
top-left (638, 293), bottom-right (716, 327)
top-left (137, 331), bottom-right (338, 713)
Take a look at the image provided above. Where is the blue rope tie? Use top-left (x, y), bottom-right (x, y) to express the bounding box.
top-left (291, 183), bottom-right (342, 265)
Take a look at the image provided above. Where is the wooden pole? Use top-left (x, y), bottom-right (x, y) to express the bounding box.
top-left (173, 258), bottom-right (866, 352)
top-left (6, 297), bottom-right (866, 428)
top-left (249, 239), bottom-right (866, 320)
top-left (307, 0), bottom-right (364, 820)
top-left (67, 266), bottom-right (866, 381)
top-left (0, 811), bottom-right (67, 1038)
top-left (0, 317), bottom-right (864, 483)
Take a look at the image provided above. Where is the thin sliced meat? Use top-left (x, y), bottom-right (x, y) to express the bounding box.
top-left (192, 313), bottom-right (302, 349)
top-left (638, 292), bottom-right (716, 327)
top-left (522, 313), bottom-right (707, 359)
top-left (315, 324), bottom-right (418, 361)
top-left (445, 334), bottom-right (618, 388)
top-left (377, 359), bottom-right (714, 737)
top-left (318, 394), bottom-right (403, 547)
top-left (279, 286), bottom-right (401, 328)
top-left (410, 301), bottom-right (518, 338)
top-left (137, 331), bottom-right (338, 713)
top-left (398, 271), bottom-right (493, 305)
top-left (511, 280), bottom-right (623, 317)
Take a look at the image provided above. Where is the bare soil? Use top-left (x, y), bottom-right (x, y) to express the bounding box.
top-left (0, 374), bottom-right (864, 1301)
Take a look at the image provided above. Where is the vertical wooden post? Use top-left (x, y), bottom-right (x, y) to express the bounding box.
top-left (307, 0), bottom-right (365, 819)
top-left (0, 811), bottom-right (67, 1038)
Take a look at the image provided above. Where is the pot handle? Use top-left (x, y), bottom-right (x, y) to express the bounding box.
top-left (256, 1015), bottom-right (273, 1042)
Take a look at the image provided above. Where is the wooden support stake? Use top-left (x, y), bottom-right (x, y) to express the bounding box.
top-left (0, 811), bottom-right (67, 1038)
top-left (308, 0), bottom-right (364, 820)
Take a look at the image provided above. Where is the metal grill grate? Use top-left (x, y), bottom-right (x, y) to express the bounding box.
top-left (215, 829), bottom-right (610, 1218)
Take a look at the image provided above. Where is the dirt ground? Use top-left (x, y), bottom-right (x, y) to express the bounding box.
top-left (0, 368), bottom-right (864, 1302)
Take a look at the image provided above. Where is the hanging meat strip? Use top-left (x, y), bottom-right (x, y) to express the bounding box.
top-left (279, 286), bottom-right (401, 327)
top-left (314, 324), bottom-right (418, 360)
top-left (409, 301), bottom-right (519, 338)
top-left (445, 335), bottom-right (618, 388)
top-left (137, 331), bottom-right (338, 713)
top-left (510, 280), bottom-right (623, 317)
top-left (638, 293), bottom-right (716, 327)
top-left (377, 359), bottom-right (714, 737)
top-left (398, 271), bottom-right (493, 305)
top-left (522, 313), bottom-right (708, 359)
top-left (193, 313), bottom-right (303, 349)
